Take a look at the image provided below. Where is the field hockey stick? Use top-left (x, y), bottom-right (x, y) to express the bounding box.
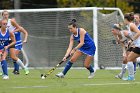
top-left (41, 55), bottom-right (70, 78)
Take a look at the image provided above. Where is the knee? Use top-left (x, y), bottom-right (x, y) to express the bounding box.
top-left (70, 58), bottom-right (76, 63)
top-left (10, 55), bottom-right (17, 60)
top-left (84, 63), bottom-right (90, 68)
top-left (123, 57), bottom-right (127, 64)
top-left (127, 57), bottom-right (133, 62)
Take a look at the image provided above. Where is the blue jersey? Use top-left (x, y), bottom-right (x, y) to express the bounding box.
top-left (73, 28), bottom-right (96, 56)
top-left (14, 31), bottom-right (22, 50)
top-left (0, 28), bottom-right (10, 50)
top-left (138, 24), bottom-right (140, 30)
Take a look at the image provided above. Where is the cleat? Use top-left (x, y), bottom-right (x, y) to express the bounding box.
top-left (13, 70), bottom-right (20, 75)
top-left (24, 68), bottom-right (29, 75)
top-left (134, 71), bottom-right (136, 74)
top-left (2, 75), bottom-right (9, 80)
top-left (88, 72), bottom-right (95, 79)
top-left (115, 74), bottom-right (123, 79)
top-left (55, 72), bottom-right (64, 78)
top-left (122, 76), bottom-right (135, 81)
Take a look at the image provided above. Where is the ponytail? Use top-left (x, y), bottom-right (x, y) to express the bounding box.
top-left (69, 19), bottom-right (77, 27)
top-left (124, 12), bottom-right (134, 22)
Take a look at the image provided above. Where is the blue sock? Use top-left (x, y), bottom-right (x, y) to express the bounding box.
top-left (62, 61), bottom-right (73, 75)
top-left (1, 60), bottom-right (8, 75)
top-left (87, 65), bottom-right (94, 73)
top-left (133, 62), bottom-right (136, 72)
top-left (13, 61), bottom-right (19, 71)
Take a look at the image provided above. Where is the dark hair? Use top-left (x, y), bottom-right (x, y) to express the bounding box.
top-left (124, 12), bottom-right (134, 22)
top-left (68, 19), bottom-right (77, 27)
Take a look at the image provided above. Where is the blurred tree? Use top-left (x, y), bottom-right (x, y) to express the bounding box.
top-left (0, 0), bottom-right (14, 9)
top-left (20, 0), bottom-right (57, 9)
top-left (128, 0), bottom-right (140, 13)
top-left (57, 0), bottom-right (134, 13)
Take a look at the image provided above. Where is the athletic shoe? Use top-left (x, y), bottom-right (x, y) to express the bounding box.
top-left (24, 68), bottom-right (29, 75)
top-left (115, 74), bottom-right (123, 79)
top-left (13, 70), bottom-right (20, 75)
top-left (122, 76), bottom-right (135, 81)
top-left (88, 72), bottom-right (94, 79)
top-left (134, 71), bottom-right (136, 74)
top-left (2, 75), bottom-right (9, 80)
top-left (55, 72), bottom-right (64, 78)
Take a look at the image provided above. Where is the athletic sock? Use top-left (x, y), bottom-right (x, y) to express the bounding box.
top-left (86, 65), bottom-right (94, 73)
top-left (13, 61), bottom-right (19, 71)
top-left (1, 60), bottom-right (8, 75)
top-left (16, 58), bottom-right (25, 69)
top-left (127, 62), bottom-right (134, 77)
top-left (120, 64), bottom-right (126, 75)
top-left (0, 63), bottom-right (2, 73)
top-left (62, 61), bottom-right (73, 75)
top-left (133, 62), bottom-right (136, 73)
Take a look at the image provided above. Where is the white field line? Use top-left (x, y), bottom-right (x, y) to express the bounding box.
top-left (12, 86), bottom-right (48, 88)
top-left (83, 82), bottom-right (140, 86)
top-left (12, 82), bottom-right (140, 89)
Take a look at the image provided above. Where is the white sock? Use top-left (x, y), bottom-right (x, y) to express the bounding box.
top-left (0, 64), bottom-right (2, 73)
top-left (16, 58), bottom-right (25, 69)
top-left (127, 62), bottom-right (134, 77)
top-left (120, 64), bottom-right (126, 76)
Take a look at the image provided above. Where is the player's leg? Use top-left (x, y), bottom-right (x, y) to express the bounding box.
top-left (123, 49), bottom-right (140, 81)
top-left (136, 57), bottom-right (140, 67)
top-left (84, 55), bottom-right (94, 79)
top-left (10, 48), bottom-right (29, 75)
top-left (56, 50), bottom-right (83, 78)
top-left (0, 63), bottom-right (2, 75)
top-left (115, 55), bottom-right (127, 79)
top-left (12, 45), bottom-right (22, 75)
top-left (0, 50), bottom-right (9, 79)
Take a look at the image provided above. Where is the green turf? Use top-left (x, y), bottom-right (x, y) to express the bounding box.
top-left (0, 68), bottom-right (140, 93)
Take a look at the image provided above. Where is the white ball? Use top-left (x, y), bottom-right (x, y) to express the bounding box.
top-left (41, 76), bottom-right (45, 79)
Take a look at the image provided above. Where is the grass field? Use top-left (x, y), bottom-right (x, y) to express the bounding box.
top-left (0, 68), bottom-right (140, 93)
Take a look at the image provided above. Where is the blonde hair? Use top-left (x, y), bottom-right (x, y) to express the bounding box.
top-left (112, 23), bottom-right (122, 30)
top-left (1, 9), bottom-right (9, 16)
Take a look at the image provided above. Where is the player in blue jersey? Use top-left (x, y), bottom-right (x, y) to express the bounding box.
top-left (0, 19), bottom-right (16, 79)
top-left (1, 10), bottom-right (29, 75)
top-left (56, 19), bottom-right (96, 78)
top-left (134, 13), bottom-right (140, 30)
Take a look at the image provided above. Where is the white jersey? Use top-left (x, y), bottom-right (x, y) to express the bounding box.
top-left (127, 23), bottom-right (140, 47)
top-left (7, 19), bottom-right (16, 32)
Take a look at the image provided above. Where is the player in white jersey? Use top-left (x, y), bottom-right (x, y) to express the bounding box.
top-left (1, 10), bottom-right (29, 75)
top-left (111, 23), bottom-right (139, 79)
top-left (134, 13), bottom-right (140, 67)
top-left (122, 13), bottom-right (140, 81)
top-left (112, 24), bottom-right (128, 79)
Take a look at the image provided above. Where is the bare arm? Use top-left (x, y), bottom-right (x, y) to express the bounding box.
top-left (11, 18), bottom-right (21, 32)
top-left (19, 26), bottom-right (28, 43)
top-left (130, 23), bottom-right (140, 40)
